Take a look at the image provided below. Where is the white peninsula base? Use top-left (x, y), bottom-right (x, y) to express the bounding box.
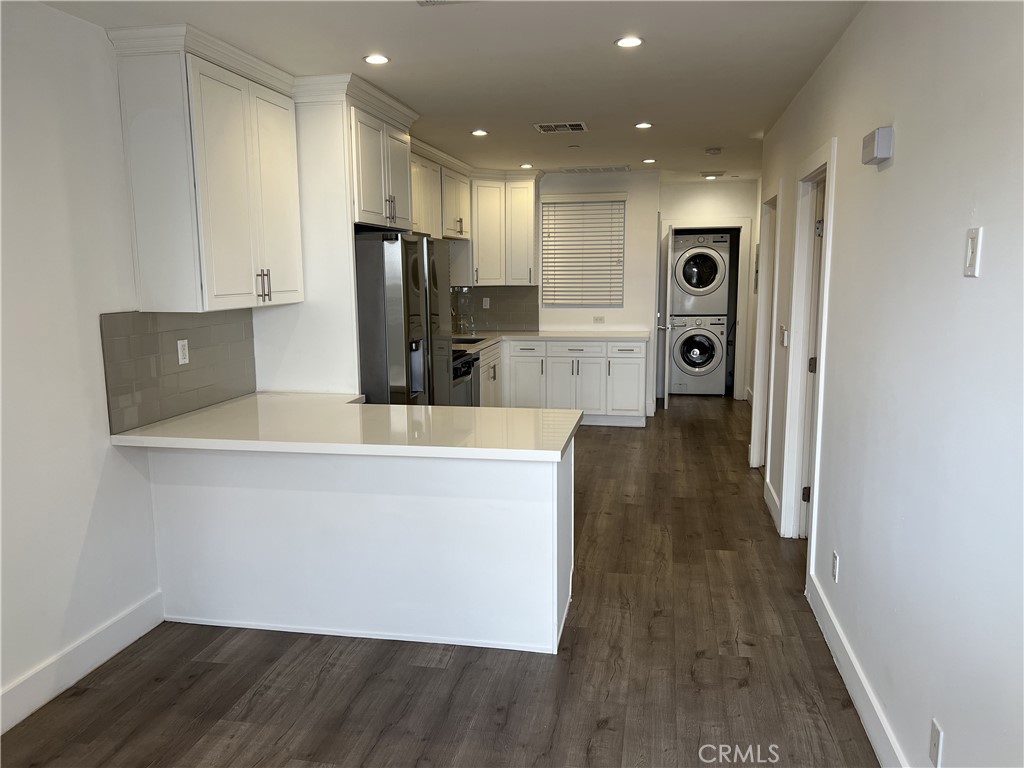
top-left (117, 394), bottom-right (579, 654)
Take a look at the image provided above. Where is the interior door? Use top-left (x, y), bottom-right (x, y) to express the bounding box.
top-left (249, 82), bottom-right (303, 304)
top-left (801, 180), bottom-right (827, 536)
top-left (186, 55), bottom-right (259, 310)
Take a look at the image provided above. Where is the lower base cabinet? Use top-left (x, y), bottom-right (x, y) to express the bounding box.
top-left (480, 348), bottom-right (503, 407)
top-left (508, 339), bottom-right (647, 423)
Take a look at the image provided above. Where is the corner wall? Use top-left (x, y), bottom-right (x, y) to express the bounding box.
top-left (0, 3), bottom-right (161, 731)
top-left (763, 3), bottom-right (1023, 765)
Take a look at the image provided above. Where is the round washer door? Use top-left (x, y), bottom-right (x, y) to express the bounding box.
top-left (673, 327), bottom-right (724, 376)
top-left (673, 247), bottom-right (726, 297)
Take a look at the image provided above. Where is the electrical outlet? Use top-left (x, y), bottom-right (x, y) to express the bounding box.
top-left (482, 297), bottom-right (491, 309)
top-left (593, 315), bottom-right (605, 324)
top-left (176, 339), bottom-right (189, 366)
top-left (831, 551), bottom-right (839, 583)
top-left (929, 719), bottom-right (944, 767)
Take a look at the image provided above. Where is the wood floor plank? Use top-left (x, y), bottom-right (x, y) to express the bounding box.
top-left (1, 398), bottom-right (878, 768)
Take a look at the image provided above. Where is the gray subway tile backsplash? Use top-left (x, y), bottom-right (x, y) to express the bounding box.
top-left (100, 309), bottom-right (256, 434)
top-left (453, 286), bottom-right (539, 332)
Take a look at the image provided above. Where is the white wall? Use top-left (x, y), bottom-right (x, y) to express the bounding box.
top-left (0, 3), bottom-right (162, 731)
top-left (763, 3), bottom-right (1023, 766)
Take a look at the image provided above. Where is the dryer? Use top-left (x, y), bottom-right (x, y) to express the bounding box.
top-left (669, 316), bottom-right (727, 395)
top-left (670, 233), bottom-right (730, 316)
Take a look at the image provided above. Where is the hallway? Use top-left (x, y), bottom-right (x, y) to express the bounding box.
top-left (2, 400), bottom-right (877, 767)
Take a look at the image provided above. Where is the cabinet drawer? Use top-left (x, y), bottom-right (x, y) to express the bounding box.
top-left (608, 342), bottom-right (645, 358)
top-left (547, 341), bottom-right (606, 358)
top-left (509, 341), bottom-right (546, 357)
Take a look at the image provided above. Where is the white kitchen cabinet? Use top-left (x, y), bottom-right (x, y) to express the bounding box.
top-left (469, 178), bottom-right (537, 286)
top-left (442, 168), bottom-right (471, 239)
top-left (411, 155), bottom-right (442, 238)
top-left (545, 349), bottom-right (607, 415)
top-left (606, 358), bottom-right (646, 417)
top-left (115, 50), bottom-right (304, 312)
top-left (479, 346), bottom-right (504, 408)
top-left (544, 358), bottom-right (575, 410)
top-left (250, 82), bottom-right (304, 304)
top-left (472, 180), bottom-right (506, 285)
top-left (576, 358), bottom-right (608, 414)
top-left (509, 356), bottom-right (545, 408)
top-left (351, 107), bottom-right (412, 229)
top-left (505, 180), bottom-right (537, 285)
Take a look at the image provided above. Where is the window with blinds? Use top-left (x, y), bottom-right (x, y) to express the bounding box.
top-left (541, 199), bottom-right (625, 307)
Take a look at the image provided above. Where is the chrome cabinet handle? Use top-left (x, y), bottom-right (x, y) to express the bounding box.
top-left (256, 270), bottom-right (266, 301)
top-left (529, 267), bottom-right (532, 283)
top-left (541, 359), bottom-right (544, 376)
top-left (266, 268), bottom-right (272, 301)
top-left (568, 348), bottom-right (584, 352)
top-left (457, 217), bottom-right (464, 235)
top-left (608, 360), bottom-right (611, 376)
top-left (474, 267), bottom-right (479, 284)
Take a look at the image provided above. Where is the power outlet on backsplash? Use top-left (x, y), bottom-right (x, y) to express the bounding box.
top-left (593, 316), bottom-right (605, 324)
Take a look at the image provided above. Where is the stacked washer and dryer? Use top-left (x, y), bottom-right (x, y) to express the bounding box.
top-left (669, 232), bottom-right (731, 396)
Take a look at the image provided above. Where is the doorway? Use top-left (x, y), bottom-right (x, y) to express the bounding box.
top-left (749, 196), bottom-right (779, 470)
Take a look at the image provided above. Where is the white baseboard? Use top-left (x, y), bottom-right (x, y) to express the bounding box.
top-left (764, 480), bottom-right (782, 532)
top-left (806, 574), bottom-right (906, 767)
top-left (745, 386), bottom-right (754, 402)
top-left (163, 613), bottom-right (554, 654)
top-left (1, 591), bottom-right (163, 734)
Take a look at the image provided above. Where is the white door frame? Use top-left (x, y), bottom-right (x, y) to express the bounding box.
top-left (660, 216), bottom-right (753, 406)
top-left (749, 186), bottom-right (781, 469)
top-left (778, 138), bottom-right (837, 541)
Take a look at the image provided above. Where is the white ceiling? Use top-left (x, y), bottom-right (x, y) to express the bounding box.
top-left (52, 1), bottom-right (863, 178)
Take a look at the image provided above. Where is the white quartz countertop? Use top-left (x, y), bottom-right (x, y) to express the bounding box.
top-left (111, 392), bottom-right (583, 462)
top-left (452, 329), bottom-right (650, 354)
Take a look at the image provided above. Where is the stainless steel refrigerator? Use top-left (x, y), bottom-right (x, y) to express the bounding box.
top-left (355, 232), bottom-right (453, 405)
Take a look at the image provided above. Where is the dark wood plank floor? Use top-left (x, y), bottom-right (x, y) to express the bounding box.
top-left (3, 398), bottom-right (878, 768)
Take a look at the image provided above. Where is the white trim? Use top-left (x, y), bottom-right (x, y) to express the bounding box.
top-left (1, 591), bottom-right (164, 733)
top-left (581, 414), bottom-right (646, 428)
top-left (291, 74), bottom-right (418, 130)
top-left (540, 192), bottom-right (628, 204)
top-left (806, 575), bottom-right (905, 767)
top-left (108, 25), bottom-right (294, 96)
top-left (779, 138), bottom-right (837, 540)
top-left (163, 614), bottom-right (554, 655)
top-left (763, 479), bottom-right (782, 532)
top-left (410, 137), bottom-right (473, 176)
top-left (750, 195), bottom-right (779, 470)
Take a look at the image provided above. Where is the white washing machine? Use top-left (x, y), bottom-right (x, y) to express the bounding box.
top-left (670, 316), bottom-right (727, 395)
top-left (670, 233), bottom-right (730, 316)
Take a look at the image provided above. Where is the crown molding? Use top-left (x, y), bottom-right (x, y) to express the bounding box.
top-left (293, 74), bottom-right (419, 131)
top-left (410, 138), bottom-right (473, 176)
top-left (107, 24), bottom-right (294, 95)
top-left (473, 168), bottom-right (545, 182)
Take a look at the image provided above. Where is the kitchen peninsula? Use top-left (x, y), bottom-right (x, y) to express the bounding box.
top-left (113, 393), bottom-right (579, 654)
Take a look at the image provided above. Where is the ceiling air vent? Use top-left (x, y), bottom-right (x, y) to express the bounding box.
top-left (561, 165), bottom-right (631, 174)
top-left (534, 122), bottom-right (589, 134)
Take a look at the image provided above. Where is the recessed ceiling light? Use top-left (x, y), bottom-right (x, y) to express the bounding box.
top-left (642, 158), bottom-right (656, 164)
top-left (363, 54), bottom-right (389, 65)
top-left (615, 36), bottom-right (643, 48)
top-left (701, 171), bottom-right (724, 180)
top-left (471, 129), bottom-right (488, 137)
top-left (568, 144), bottom-right (581, 148)
top-left (520, 163), bottom-right (533, 169)
top-left (635, 122), bottom-right (653, 129)
top-left (705, 176), bottom-right (717, 180)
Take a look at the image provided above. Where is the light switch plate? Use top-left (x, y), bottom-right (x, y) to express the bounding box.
top-left (482, 297), bottom-right (491, 309)
top-left (964, 227), bottom-right (982, 277)
top-left (929, 719), bottom-right (944, 767)
top-left (176, 339), bottom-right (189, 365)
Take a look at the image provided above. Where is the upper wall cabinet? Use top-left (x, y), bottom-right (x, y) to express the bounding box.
top-left (410, 154), bottom-right (442, 238)
top-left (112, 31), bottom-right (304, 312)
top-left (469, 177), bottom-right (537, 287)
top-left (442, 168), bottom-right (472, 239)
top-left (351, 107), bottom-right (412, 230)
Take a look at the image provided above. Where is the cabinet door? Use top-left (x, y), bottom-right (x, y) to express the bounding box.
top-left (506, 180), bottom-right (536, 285)
top-left (545, 357), bottom-right (575, 410)
top-left (576, 358), bottom-right (608, 415)
top-left (351, 107), bottom-right (388, 227)
top-left (607, 358), bottom-right (646, 416)
top-left (187, 55), bottom-right (259, 310)
top-left (510, 357), bottom-right (545, 408)
top-left (472, 180), bottom-right (505, 285)
top-left (493, 359), bottom-right (504, 407)
top-left (249, 83), bottom-right (303, 305)
top-left (423, 161), bottom-right (443, 238)
top-left (442, 169), bottom-right (470, 239)
top-left (386, 125), bottom-right (413, 229)
top-left (410, 157), bottom-right (425, 232)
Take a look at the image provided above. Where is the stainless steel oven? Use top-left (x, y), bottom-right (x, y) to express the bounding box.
top-left (450, 351), bottom-right (480, 407)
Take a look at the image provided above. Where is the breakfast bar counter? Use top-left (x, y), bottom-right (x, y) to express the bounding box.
top-left (113, 392), bottom-right (580, 654)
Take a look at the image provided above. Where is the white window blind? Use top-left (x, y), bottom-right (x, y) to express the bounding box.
top-left (541, 199), bottom-right (625, 307)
